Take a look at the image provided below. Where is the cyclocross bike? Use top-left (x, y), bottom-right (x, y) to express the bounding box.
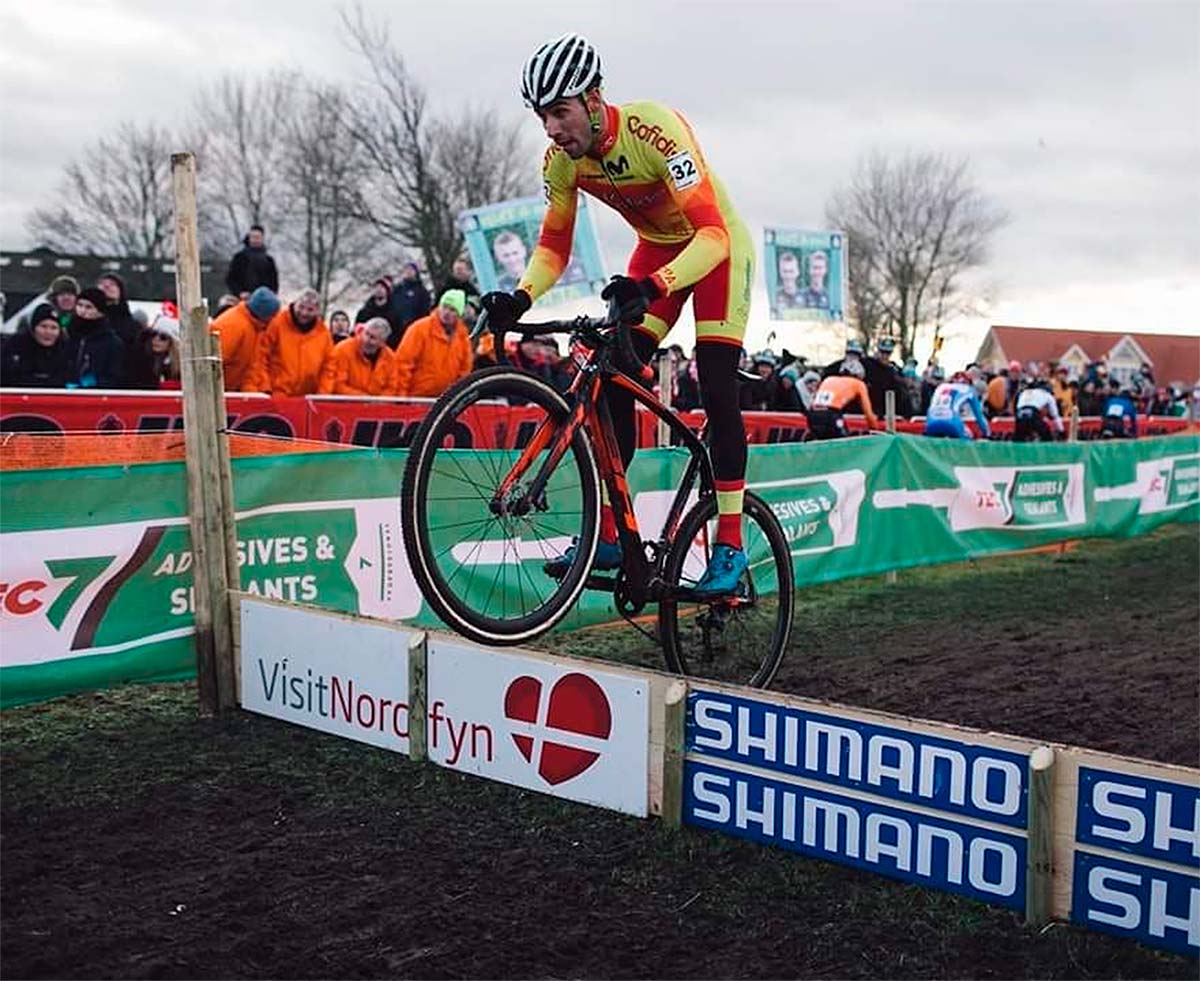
top-left (400, 303), bottom-right (794, 688)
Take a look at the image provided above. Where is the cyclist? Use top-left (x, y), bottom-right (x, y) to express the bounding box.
top-left (1013, 380), bottom-right (1064, 442)
top-left (806, 359), bottom-right (879, 439)
top-left (924, 371), bottom-right (991, 440)
top-left (480, 33), bottom-right (755, 597)
top-left (1099, 384), bottom-right (1139, 439)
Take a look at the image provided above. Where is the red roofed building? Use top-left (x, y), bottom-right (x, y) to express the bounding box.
top-left (976, 326), bottom-right (1200, 386)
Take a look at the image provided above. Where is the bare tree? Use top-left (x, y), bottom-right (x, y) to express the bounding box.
top-left (341, 5), bottom-right (534, 285)
top-left (27, 121), bottom-right (178, 257)
top-left (826, 152), bottom-right (1008, 361)
top-left (278, 83), bottom-right (379, 309)
top-left (192, 72), bottom-right (299, 255)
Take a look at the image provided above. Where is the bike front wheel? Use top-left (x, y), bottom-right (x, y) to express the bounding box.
top-left (400, 367), bottom-right (601, 645)
top-left (658, 491), bottom-right (793, 688)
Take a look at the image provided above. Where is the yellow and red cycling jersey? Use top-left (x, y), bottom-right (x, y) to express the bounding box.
top-left (519, 100), bottom-right (749, 305)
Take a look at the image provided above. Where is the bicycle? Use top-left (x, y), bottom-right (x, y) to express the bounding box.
top-left (400, 302), bottom-right (794, 688)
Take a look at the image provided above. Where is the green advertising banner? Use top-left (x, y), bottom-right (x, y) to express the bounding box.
top-left (2, 435), bottom-right (1196, 707)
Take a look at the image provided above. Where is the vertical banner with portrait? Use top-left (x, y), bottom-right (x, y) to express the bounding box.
top-left (458, 195), bottom-right (607, 307)
top-left (763, 228), bottom-right (847, 322)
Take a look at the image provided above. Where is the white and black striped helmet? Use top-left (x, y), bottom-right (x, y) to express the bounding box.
top-left (521, 34), bottom-right (602, 110)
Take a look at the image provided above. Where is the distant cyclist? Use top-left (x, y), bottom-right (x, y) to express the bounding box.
top-left (924, 372), bottom-right (991, 440)
top-left (1100, 385), bottom-right (1139, 439)
top-left (480, 34), bottom-right (755, 597)
top-left (807, 359), bottom-right (879, 440)
top-left (1013, 381), bottom-right (1064, 442)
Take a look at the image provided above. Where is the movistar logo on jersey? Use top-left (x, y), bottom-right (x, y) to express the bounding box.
top-left (604, 155), bottom-right (630, 177)
top-left (626, 115), bottom-right (679, 157)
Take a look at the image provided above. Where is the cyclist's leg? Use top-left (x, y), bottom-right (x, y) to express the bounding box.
top-left (693, 219), bottom-right (754, 552)
top-left (600, 240), bottom-right (686, 545)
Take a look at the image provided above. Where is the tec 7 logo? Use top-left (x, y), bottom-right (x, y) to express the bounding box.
top-left (503, 672), bottom-right (612, 785)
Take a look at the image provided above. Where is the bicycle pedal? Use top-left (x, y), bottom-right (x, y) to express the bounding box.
top-left (584, 573), bottom-right (618, 592)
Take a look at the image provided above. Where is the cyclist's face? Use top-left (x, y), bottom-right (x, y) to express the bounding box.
top-left (539, 98), bottom-right (591, 158)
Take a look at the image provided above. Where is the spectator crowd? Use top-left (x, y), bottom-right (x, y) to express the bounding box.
top-left (2, 224), bottom-right (1195, 439)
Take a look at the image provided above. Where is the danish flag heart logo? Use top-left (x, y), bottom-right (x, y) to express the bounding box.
top-left (503, 672), bottom-right (612, 785)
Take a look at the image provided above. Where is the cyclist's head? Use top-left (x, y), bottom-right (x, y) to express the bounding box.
top-left (522, 34), bottom-right (604, 156)
top-left (950, 371), bottom-right (970, 384)
top-left (841, 358), bottom-right (865, 380)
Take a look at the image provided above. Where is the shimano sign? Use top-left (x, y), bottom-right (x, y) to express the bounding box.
top-left (683, 690), bottom-right (1031, 909)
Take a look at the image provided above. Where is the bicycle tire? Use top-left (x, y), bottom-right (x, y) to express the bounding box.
top-left (401, 367), bottom-right (601, 645)
top-left (658, 491), bottom-right (793, 688)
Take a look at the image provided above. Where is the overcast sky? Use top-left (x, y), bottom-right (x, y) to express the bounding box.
top-left (2, 0), bottom-right (1197, 364)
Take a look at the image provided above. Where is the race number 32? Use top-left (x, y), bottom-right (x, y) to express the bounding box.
top-left (666, 150), bottom-right (701, 190)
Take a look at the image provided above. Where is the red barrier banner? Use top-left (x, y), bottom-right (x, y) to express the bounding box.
top-left (0, 389), bottom-right (303, 440)
top-left (2, 389), bottom-right (1193, 448)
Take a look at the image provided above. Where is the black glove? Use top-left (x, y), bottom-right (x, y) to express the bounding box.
top-left (601, 275), bottom-right (660, 323)
top-left (479, 289), bottom-right (531, 330)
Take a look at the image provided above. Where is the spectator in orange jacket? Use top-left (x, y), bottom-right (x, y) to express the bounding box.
top-left (319, 318), bottom-right (398, 396)
top-left (394, 289), bottom-right (473, 398)
top-left (250, 288), bottom-right (332, 395)
top-left (210, 287), bottom-right (280, 391)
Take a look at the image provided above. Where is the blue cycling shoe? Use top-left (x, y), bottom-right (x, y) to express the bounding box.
top-left (692, 543), bottom-right (749, 598)
top-left (544, 537), bottom-right (623, 579)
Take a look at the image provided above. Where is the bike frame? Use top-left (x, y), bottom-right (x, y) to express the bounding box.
top-left (492, 340), bottom-right (716, 603)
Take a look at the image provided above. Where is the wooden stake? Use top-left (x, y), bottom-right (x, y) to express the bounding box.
top-left (661, 679), bottom-right (687, 829)
top-left (407, 632), bottom-right (429, 762)
top-left (885, 390), bottom-right (898, 584)
top-left (1067, 407), bottom-right (1079, 442)
top-left (172, 151), bottom-right (236, 714)
top-left (1025, 745), bottom-right (1056, 926)
top-left (657, 353), bottom-right (673, 448)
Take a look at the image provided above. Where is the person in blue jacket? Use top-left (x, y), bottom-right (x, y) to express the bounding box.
top-left (1100, 384), bottom-right (1139, 438)
top-left (924, 372), bottom-right (991, 439)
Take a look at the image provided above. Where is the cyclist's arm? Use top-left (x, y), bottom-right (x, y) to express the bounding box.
top-left (856, 379), bottom-right (880, 428)
top-left (1047, 394), bottom-right (1064, 432)
top-left (518, 147), bottom-right (578, 302)
top-left (968, 391), bottom-right (991, 437)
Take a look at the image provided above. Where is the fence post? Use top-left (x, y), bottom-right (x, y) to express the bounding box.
top-left (885, 390), bottom-right (898, 584)
top-left (1067, 407), bottom-right (1079, 442)
top-left (172, 151), bottom-right (236, 715)
top-left (1025, 745), bottom-right (1056, 927)
top-left (657, 354), bottom-right (673, 448)
top-left (661, 679), bottom-right (687, 829)
top-left (407, 632), bottom-right (429, 762)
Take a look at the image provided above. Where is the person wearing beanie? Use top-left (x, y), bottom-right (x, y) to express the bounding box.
top-left (390, 261), bottom-right (432, 338)
top-left (210, 286), bottom-right (281, 391)
top-left (355, 277), bottom-right (403, 346)
top-left (248, 287), bottom-right (332, 396)
top-left (328, 309), bottom-right (353, 342)
top-left (225, 224), bottom-right (279, 297)
top-left (47, 275), bottom-right (80, 328)
top-left (393, 288), bottom-right (473, 398)
top-left (127, 314), bottom-right (182, 390)
top-left (65, 287), bottom-right (125, 388)
top-left (96, 272), bottom-right (140, 348)
top-left (1, 302), bottom-right (69, 388)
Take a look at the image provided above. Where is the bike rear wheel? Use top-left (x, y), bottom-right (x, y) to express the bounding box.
top-left (401, 367), bottom-right (600, 645)
top-left (658, 491), bottom-right (793, 688)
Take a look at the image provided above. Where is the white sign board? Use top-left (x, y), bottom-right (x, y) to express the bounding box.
top-left (240, 598), bottom-right (413, 753)
top-left (427, 638), bottom-right (650, 817)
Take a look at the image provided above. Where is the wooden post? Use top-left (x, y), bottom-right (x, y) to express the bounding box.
top-left (657, 353), bottom-right (673, 448)
top-left (172, 151), bottom-right (236, 714)
top-left (1067, 407), bottom-right (1079, 442)
top-left (885, 390), bottom-right (898, 584)
top-left (661, 679), bottom-right (687, 829)
top-left (407, 632), bottom-right (429, 762)
top-left (1025, 745), bottom-right (1056, 926)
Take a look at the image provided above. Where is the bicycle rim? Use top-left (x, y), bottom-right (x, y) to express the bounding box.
top-left (401, 368), bottom-right (600, 645)
top-left (658, 492), bottom-right (793, 688)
